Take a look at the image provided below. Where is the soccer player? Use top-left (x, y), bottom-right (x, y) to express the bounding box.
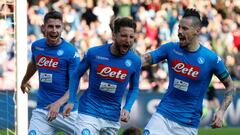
top-left (21, 10), bottom-right (80, 135)
top-left (141, 8), bottom-right (235, 135)
top-left (63, 17), bottom-right (141, 135)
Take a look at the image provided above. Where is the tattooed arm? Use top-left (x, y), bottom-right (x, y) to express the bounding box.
top-left (141, 53), bottom-right (153, 67)
top-left (211, 76), bottom-right (235, 128)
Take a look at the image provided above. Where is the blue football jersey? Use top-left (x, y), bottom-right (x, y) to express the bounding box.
top-left (150, 42), bottom-right (229, 128)
top-left (69, 43), bottom-right (141, 122)
top-left (31, 38), bottom-right (80, 112)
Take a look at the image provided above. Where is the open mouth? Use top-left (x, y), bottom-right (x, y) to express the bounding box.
top-left (178, 34), bottom-right (185, 42)
top-left (49, 34), bottom-right (59, 39)
top-left (121, 45), bottom-right (129, 54)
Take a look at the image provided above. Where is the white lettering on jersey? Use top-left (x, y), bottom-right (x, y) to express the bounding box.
top-left (36, 55), bottom-right (59, 70)
top-left (97, 64), bottom-right (128, 82)
top-left (172, 59), bottom-right (200, 79)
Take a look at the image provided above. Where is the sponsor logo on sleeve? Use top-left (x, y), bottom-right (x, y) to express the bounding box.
top-left (97, 64), bottom-right (128, 82)
top-left (36, 55), bottom-right (59, 70)
top-left (172, 59), bottom-right (200, 79)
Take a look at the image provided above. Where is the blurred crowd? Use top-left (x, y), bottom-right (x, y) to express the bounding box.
top-left (0, 0), bottom-right (240, 92)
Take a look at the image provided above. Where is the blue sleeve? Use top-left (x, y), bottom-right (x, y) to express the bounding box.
top-left (68, 51), bottom-right (91, 103)
top-left (68, 49), bottom-right (81, 78)
top-left (150, 43), bottom-right (170, 64)
top-left (123, 59), bottom-right (141, 112)
top-left (31, 43), bottom-right (35, 63)
top-left (212, 55), bottom-right (229, 81)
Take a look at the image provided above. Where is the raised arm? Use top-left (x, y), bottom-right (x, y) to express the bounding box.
top-left (211, 76), bottom-right (235, 128)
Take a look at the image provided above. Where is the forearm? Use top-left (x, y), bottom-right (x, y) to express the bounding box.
top-left (219, 87), bottom-right (235, 112)
top-left (22, 61), bottom-right (37, 83)
top-left (68, 67), bottom-right (81, 103)
top-left (219, 77), bottom-right (235, 112)
top-left (55, 91), bottom-right (69, 106)
top-left (124, 87), bottom-right (139, 112)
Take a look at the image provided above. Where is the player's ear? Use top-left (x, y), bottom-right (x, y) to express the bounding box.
top-left (41, 24), bottom-right (45, 36)
top-left (112, 32), bottom-right (116, 40)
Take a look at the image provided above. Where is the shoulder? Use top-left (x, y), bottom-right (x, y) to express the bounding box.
top-left (128, 51), bottom-right (141, 66)
top-left (200, 45), bottom-right (220, 63)
top-left (88, 44), bottom-right (109, 54)
top-left (62, 40), bottom-right (77, 51)
top-left (32, 38), bottom-right (46, 47)
top-left (158, 41), bottom-right (177, 50)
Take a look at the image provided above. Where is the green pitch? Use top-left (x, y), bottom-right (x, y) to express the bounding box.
top-left (1, 128), bottom-right (240, 135)
top-left (198, 128), bottom-right (240, 135)
top-left (118, 128), bottom-right (240, 135)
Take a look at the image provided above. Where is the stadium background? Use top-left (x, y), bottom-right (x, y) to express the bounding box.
top-left (0, 0), bottom-right (240, 134)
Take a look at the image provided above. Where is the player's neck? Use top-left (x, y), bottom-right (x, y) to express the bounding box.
top-left (186, 39), bottom-right (200, 52)
top-left (110, 43), bottom-right (122, 56)
top-left (46, 38), bottom-right (62, 47)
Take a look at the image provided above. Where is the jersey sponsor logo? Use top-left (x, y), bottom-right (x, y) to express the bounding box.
top-left (97, 64), bottom-right (128, 82)
top-left (99, 82), bottom-right (117, 93)
top-left (36, 55), bottom-right (59, 70)
top-left (172, 59), bottom-right (200, 79)
top-left (173, 78), bottom-right (189, 91)
top-left (40, 73), bottom-right (53, 83)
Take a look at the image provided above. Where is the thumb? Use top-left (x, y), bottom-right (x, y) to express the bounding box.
top-left (44, 105), bottom-right (50, 110)
top-left (63, 107), bottom-right (71, 117)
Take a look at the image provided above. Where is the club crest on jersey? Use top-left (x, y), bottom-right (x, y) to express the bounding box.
top-left (97, 64), bottom-right (128, 82)
top-left (28, 130), bottom-right (36, 135)
top-left (36, 55), bottom-right (59, 70)
top-left (172, 59), bottom-right (200, 79)
top-left (57, 50), bottom-right (64, 56)
top-left (197, 57), bottom-right (205, 64)
top-left (125, 59), bottom-right (132, 67)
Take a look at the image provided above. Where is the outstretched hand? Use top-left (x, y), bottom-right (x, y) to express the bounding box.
top-left (120, 109), bottom-right (130, 123)
top-left (63, 103), bottom-right (74, 118)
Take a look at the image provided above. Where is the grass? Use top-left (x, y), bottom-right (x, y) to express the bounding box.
top-left (1, 128), bottom-right (240, 135)
top-left (198, 128), bottom-right (240, 135)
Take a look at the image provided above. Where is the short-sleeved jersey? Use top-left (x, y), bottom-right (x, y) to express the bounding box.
top-left (31, 38), bottom-right (80, 112)
top-left (69, 44), bottom-right (141, 122)
top-left (150, 42), bottom-right (229, 128)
